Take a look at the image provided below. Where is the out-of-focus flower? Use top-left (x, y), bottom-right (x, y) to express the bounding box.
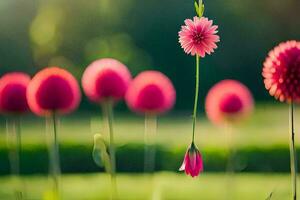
top-left (0, 72), bottom-right (30, 113)
top-left (125, 71), bottom-right (176, 115)
top-left (205, 80), bottom-right (254, 125)
top-left (27, 67), bottom-right (81, 116)
top-left (178, 16), bottom-right (220, 57)
top-left (179, 142), bottom-right (203, 178)
top-left (262, 40), bottom-right (300, 103)
top-left (82, 58), bottom-right (132, 103)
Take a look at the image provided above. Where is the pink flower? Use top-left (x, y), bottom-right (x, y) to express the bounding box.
top-left (27, 67), bottom-right (81, 116)
top-left (125, 71), bottom-right (176, 115)
top-left (0, 72), bottom-right (30, 113)
top-left (82, 58), bottom-right (132, 103)
top-left (178, 16), bottom-right (220, 57)
top-left (205, 80), bottom-right (254, 125)
top-left (262, 40), bottom-right (300, 103)
top-left (179, 143), bottom-right (203, 177)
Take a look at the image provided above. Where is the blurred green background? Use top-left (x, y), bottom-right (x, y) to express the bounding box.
top-left (1, 0), bottom-right (300, 199)
top-left (0, 0), bottom-right (300, 110)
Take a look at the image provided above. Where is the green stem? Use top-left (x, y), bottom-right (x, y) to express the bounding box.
top-left (104, 100), bottom-right (118, 200)
top-left (226, 123), bottom-right (235, 173)
top-left (6, 117), bottom-right (23, 200)
top-left (47, 111), bottom-right (61, 199)
top-left (289, 101), bottom-right (297, 200)
top-left (192, 55), bottom-right (200, 142)
top-left (144, 113), bottom-right (157, 173)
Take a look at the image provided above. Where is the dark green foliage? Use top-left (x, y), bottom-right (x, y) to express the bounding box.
top-left (0, 143), bottom-right (295, 175)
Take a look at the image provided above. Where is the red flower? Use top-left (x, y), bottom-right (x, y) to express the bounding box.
top-left (125, 71), bottom-right (176, 115)
top-left (0, 72), bottom-right (30, 113)
top-left (27, 67), bottom-right (81, 116)
top-left (262, 40), bottom-right (300, 102)
top-left (82, 58), bottom-right (132, 103)
top-left (179, 143), bottom-right (203, 177)
top-left (205, 80), bottom-right (254, 125)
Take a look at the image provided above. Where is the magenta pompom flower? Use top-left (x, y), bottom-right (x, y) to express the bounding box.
top-left (27, 67), bottom-right (81, 116)
top-left (0, 72), bottom-right (31, 197)
top-left (0, 72), bottom-right (30, 113)
top-left (125, 71), bottom-right (176, 115)
top-left (262, 40), bottom-right (300, 102)
top-left (205, 80), bottom-right (254, 125)
top-left (82, 58), bottom-right (132, 103)
top-left (179, 142), bottom-right (203, 178)
top-left (179, 16), bottom-right (220, 57)
top-left (126, 70), bottom-right (176, 172)
top-left (262, 40), bottom-right (300, 199)
top-left (82, 58), bottom-right (132, 198)
top-left (27, 67), bottom-right (81, 197)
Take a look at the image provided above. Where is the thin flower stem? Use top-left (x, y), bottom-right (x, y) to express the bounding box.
top-left (289, 101), bottom-right (297, 200)
top-left (104, 100), bottom-right (118, 200)
top-left (144, 113), bottom-right (157, 173)
top-left (6, 117), bottom-right (23, 200)
top-left (225, 123), bottom-right (235, 200)
top-left (226, 123), bottom-right (235, 173)
top-left (192, 55), bottom-right (200, 142)
top-left (47, 111), bottom-right (61, 199)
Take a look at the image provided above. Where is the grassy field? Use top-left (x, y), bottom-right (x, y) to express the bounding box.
top-left (1, 104), bottom-right (300, 199)
top-left (1, 104), bottom-right (299, 148)
top-left (0, 172), bottom-right (299, 200)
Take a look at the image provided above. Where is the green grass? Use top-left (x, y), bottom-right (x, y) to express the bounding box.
top-left (0, 172), bottom-right (298, 200)
top-left (1, 104), bottom-right (299, 148)
top-left (1, 104), bottom-right (300, 198)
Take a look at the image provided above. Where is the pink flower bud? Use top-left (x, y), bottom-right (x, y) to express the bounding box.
top-left (27, 67), bottom-right (81, 116)
top-left (125, 71), bottom-right (176, 115)
top-left (179, 143), bottom-right (203, 177)
top-left (205, 80), bottom-right (254, 125)
top-left (82, 58), bottom-right (132, 103)
top-left (0, 72), bottom-right (30, 114)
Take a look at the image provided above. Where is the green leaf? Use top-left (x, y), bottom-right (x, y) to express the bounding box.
top-left (200, 4), bottom-right (205, 16)
top-left (194, 2), bottom-right (200, 16)
top-left (92, 134), bottom-right (111, 173)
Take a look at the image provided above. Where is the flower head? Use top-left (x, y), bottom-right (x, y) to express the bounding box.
top-left (179, 143), bottom-right (203, 177)
top-left (0, 72), bottom-right (30, 113)
top-left (205, 80), bottom-right (254, 125)
top-left (125, 71), bottom-right (176, 115)
top-left (27, 67), bottom-right (81, 116)
top-left (262, 40), bottom-right (300, 103)
top-left (82, 58), bottom-right (132, 103)
top-left (179, 16), bottom-right (220, 57)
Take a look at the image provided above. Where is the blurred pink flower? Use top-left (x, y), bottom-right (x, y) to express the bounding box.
top-left (82, 58), bottom-right (132, 103)
top-left (125, 71), bottom-right (176, 115)
top-left (262, 40), bottom-right (300, 103)
top-left (0, 72), bottom-right (30, 113)
top-left (179, 16), bottom-right (220, 57)
top-left (27, 67), bottom-right (81, 116)
top-left (205, 80), bottom-right (254, 125)
top-left (179, 143), bottom-right (203, 178)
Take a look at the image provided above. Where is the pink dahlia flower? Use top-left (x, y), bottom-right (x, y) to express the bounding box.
top-left (205, 80), bottom-right (254, 125)
top-left (82, 58), bottom-right (132, 103)
top-left (0, 72), bottom-right (30, 113)
top-left (262, 40), bottom-right (300, 103)
top-left (179, 143), bottom-right (203, 177)
top-left (125, 71), bottom-right (176, 115)
top-left (27, 67), bottom-right (81, 116)
top-left (178, 16), bottom-right (220, 57)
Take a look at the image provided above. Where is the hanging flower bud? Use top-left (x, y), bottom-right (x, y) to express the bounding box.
top-left (179, 142), bottom-right (203, 177)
